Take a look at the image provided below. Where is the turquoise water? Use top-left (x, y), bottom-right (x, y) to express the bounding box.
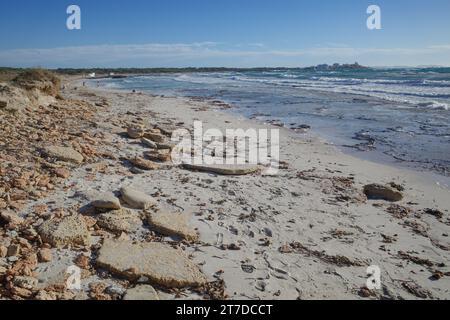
top-left (94, 67), bottom-right (450, 176)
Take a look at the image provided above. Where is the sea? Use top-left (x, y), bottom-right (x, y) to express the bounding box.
top-left (93, 67), bottom-right (450, 180)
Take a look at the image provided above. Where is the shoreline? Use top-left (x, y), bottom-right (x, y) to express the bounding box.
top-left (87, 78), bottom-right (450, 189)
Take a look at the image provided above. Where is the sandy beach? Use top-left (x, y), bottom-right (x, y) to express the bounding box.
top-left (1, 72), bottom-right (449, 300)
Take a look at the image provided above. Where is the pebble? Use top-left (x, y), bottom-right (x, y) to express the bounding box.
top-left (141, 137), bottom-right (157, 149)
top-left (91, 193), bottom-right (122, 210)
top-left (127, 125), bottom-right (145, 139)
top-left (7, 244), bottom-right (20, 257)
top-left (0, 246), bottom-right (7, 258)
top-left (38, 248), bottom-right (53, 262)
top-left (13, 276), bottom-right (38, 290)
top-left (130, 157), bottom-right (160, 171)
top-left (0, 211), bottom-right (24, 225)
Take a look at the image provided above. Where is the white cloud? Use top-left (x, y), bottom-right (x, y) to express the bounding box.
top-left (1, 42), bottom-right (450, 68)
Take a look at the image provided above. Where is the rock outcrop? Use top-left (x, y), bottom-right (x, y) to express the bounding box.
top-left (363, 184), bottom-right (403, 202)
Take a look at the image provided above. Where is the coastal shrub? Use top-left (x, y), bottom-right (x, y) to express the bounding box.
top-left (13, 68), bottom-right (61, 96)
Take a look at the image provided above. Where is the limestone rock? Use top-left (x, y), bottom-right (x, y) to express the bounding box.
top-left (148, 211), bottom-right (198, 242)
top-left (0, 266), bottom-right (7, 276)
top-left (0, 246), bottom-right (7, 258)
top-left (7, 244), bottom-right (20, 257)
top-left (0, 211), bottom-right (24, 225)
top-left (130, 157), bottom-right (160, 171)
top-left (123, 285), bottom-right (159, 300)
top-left (144, 132), bottom-right (165, 143)
top-left (13, 276), bottom-right (38, 290)
top-left (53, 167), bottom-right (71, 179)
top-left (42, 146), bottom-right (84, 164)
top-left (141, 137), bottom-right (157, 149)
top-left (182, 163), bottom-right (260, 176)
top-left (91, 193), bottom-right (121, 210)
top-left (120, 186), bottom-right (156, 210)
top-left (96, 239), bottom-right (206, 288)
top-left (156, 142), bottom-right (175, 150)
top-left (38, 248), bottom-right (53, 262)
top-left (97, 209), bottom-right (142, 234)
top-left (144, 150), bottom-right (172, 162)
top-left (363, 184), bottom-right (403, 202)
top-left (38, 215), bottom-right (91, 247)
top-left (127, 125), bottom-right (145, 139)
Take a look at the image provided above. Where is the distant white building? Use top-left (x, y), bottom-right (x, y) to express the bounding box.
top-left (88, 73), bottom-right (96, 78)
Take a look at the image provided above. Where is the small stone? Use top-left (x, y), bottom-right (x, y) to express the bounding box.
top-left (38, 215), bottom-right (91, 247)
top-left (144, 150), bottom-right (172, 162)
top-left (10, 286), bottom-right (33, 298)
top-left (141, 137), bottom-right (157, 149)
top-left (7, 244), bottom-right (20, 257)
top-left (35, 290), bottom-right (57, 300)
top-left (127, 125), bottom-right (145, 139)
top-left (0, 266), bottom-right (7, 276)
top-left (105, 284), bottom-right (126, 297)
top-left (156, 142), bottom-right (175, 150)
top-left (74, 254), bottom-right (90, 269)
top-left (13, 276), bottom-right (38, 290)
top-left (97, 209), bottom-right (142, 234)
top-left (0, 100), bottom-right (7, 108)
top-left (120, 186), bottom-right (156, 210)
top-left (130, 157), bottom-right (160, 171)
top-left (147, 211), bottom-right (198, 242)
top-left (96, 239), bottom-right (207, 288)
top-left (0, 211), bottom-right (24, 225)
top-left (144, 132), bottom-right (165, 143)
top-left (53, 168), bottom-right (71, 179)
top-left (0, 246), bottom-right (7, 258)
top-left (91, 193), bottom-right (121, 210)
top-left (43, 146), bottom-right (84, 164)
top-left (123, 285), bottom-right (159, 300)
top-left (38, 248), bottom-right (53, 262)
top-left (363, 184), bottom-right (403, 202)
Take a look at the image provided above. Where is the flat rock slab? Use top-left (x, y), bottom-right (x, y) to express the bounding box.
top-left (42, 146), bottom-right (84, 164)
top-left (141, 137), bottom-right (157, 149)
top-left (148, 211), bottom-right (198, 242)
top-left (120, 186), bottom-right (156, 210)
top-left (363, 184), bottom-right (403, 202)
top-left (97, 209), bottom-right (142, 234)
top-left (182, 163), bottom-right (260, 176)
top-left (96, 239), bottom-right (207, 288)
top-left (130, 157), bottom-right (160, 171)
top-left (123, 285), bottom-right (159, 300)
top-left (38, 215), bottom-right (91, 248)
top-left (91, 193), bottom-right (121, 210)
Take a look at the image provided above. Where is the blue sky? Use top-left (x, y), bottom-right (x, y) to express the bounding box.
top-left (0, 0), bottom-right (449, 68)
